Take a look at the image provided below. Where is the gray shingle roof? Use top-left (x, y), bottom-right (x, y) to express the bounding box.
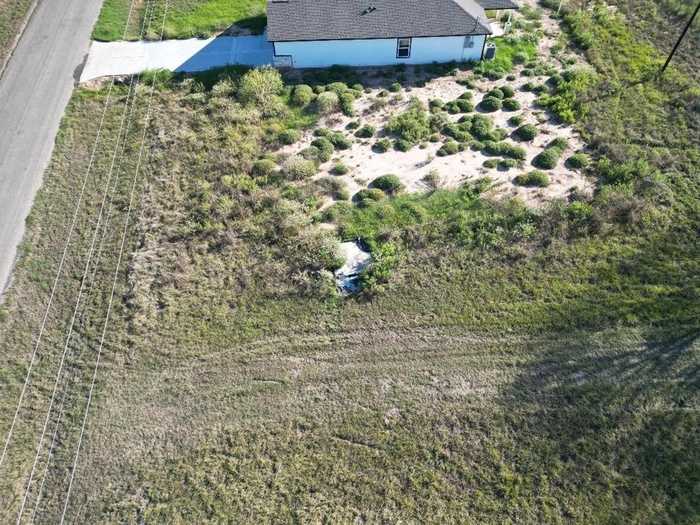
top-left (267, 0), bottom-right (493, 42)
top-left (477, 0), bottom-right (519, 10)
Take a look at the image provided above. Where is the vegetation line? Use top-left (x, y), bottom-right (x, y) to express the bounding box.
top-left (60, 2), bottom-right (171, 522)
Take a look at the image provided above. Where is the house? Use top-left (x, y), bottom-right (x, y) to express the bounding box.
top-left (267, 0), bottom-right (519, 69)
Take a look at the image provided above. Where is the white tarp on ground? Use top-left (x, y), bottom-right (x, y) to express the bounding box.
top-left (335, 242), bottom-right (372, 294)
top-left (80, 34), bottom-right (274, 82)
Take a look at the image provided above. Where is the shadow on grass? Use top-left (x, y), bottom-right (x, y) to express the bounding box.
top-left (494, 325), bottom-right (700, 522)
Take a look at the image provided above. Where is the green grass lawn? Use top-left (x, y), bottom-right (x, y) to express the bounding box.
top-left (0, 0), bottom-right (34, 67)
top-left (1, 1), bottom-right (699, 522)
top-left (93, 0), bottom-right (267, 41)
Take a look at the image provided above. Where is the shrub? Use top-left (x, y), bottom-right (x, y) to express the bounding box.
top-left (443, 123), bottom-right (471, 142)
top-left (482, 159), bottom-right (498, 168)
top-left (329, 132), bottom-right (352, 150)
top-left (346, 120), bottom-right (360, 130)
top-left (429, 112), bottom-right (449, 132)
top-left (284, 155), bottom-right (317, 180)
top-left (389, 82), bottom-right (402, 92)
top-left (479, 96), bottom-right (502, 112)
top-left (300, 146), bottom-right (321, 162)
top-left (437, 141), bottom-right (460, 156)
top-left (355, 124), bottom-right (376, 138)
top-left (514, 124), bottom-right (538, 141)
top-left (339, 92), bottom-right (356, 116)
top-left (503, 99), bottom-right (521, 111)
top-left (500, 85), bottom-right (515, 98)
top-left (316, 176), bottom-right (349, 200)
top-left (487, 88), bottom-right (505, 99)
top-left (483, 141), bottom-right (526, 160)
top-left (429, 99), bottom-right (445, 110)
top-left (332, 162), bottom-right (349, 175)
top-left (394, 139), bottom-right (413, 152)
top-left (291, 84), bottom-right (314, 106)
top-left (459, 91), bottom-right (473, 100)
top-left (371, 174), bottom-right (404, 194)
top-left (514, 170), bottom-right (550, 187)
top-left (373, 138), bottom-right (392, 153)
top-left (354, 188), bottom-right (385, 207)
top-left (386, 98), bottom-right (431, 145)
top-left (457, 78), bottom-right (477, 88)
top-left (238, 67), bottom-right (284, 106)
top-left (278, 129), bottom-right (301, 145)
top-left (311, 137), bottom-right (335, 162)
top-left (316, 91), bottom-right (340, 114)
top-left (533, 148), bottom-right (562, 169)
top-left (444, 101), bottom-right (461, 114)
top-left (513, 51), bottom-right (529, 64)
top-left (566, 152), bottom-right (590, 169)
top-left (251, 159), bottom-right (277, 178)
top-left (456, 99), bottom-right (474, 113)
top-left (498, 159), bottom-right (519, 170)
top-left (548, 137), bottom-right (568, 150)
top-left (470, 140), bottom-right (484, 151)
top-left (508, 115), bottom-right (524, 126)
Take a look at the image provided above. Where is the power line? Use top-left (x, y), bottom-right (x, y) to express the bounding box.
top-left (60, 2), bottom-right (171, 522)
top-left (0, 0), bottom-right (143, 475)
top-left (660, 0), bottom-right (700, 76)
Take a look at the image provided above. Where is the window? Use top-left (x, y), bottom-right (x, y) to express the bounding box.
top-left (464, 36), bottom-right (475, 49)
top-left (396, 38), bottom-right (411, 58)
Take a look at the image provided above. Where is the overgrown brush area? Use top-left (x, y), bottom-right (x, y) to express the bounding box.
top-left (1, 0), bottom-right (699, 522)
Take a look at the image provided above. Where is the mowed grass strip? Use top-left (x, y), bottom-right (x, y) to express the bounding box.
top-left (93, 0), bottom-right (267, 41)
top-left (0, 0), bottom-right (35, 66)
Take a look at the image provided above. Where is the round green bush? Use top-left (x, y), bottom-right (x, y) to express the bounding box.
top-left (251, 159), bottom-right (277, 177)
top-left (429, 98), bottom-right (445, 110)
top-left (502, 99), bottom-right (521, 111)
top-left (458, 78), bottom-right (477, 89)
top-left (456, 99), bottom-right (474, 113)
top-left (291, 84), bottom-right (314, 106)
top-left (371, 174), bottom-right (404, 194)
top-left (278, 129), bottom-right (301, 145)
top-left (429, 133), bottom-right (441, 143)
top-left (498, 159), bottom-right (519, 170)
top-left (332, 162), bottom-right (349, 175)
top-left (548, 137), bottom-right (568, 151)
top-left (470, 140), bottom-right (484, 151)
top-left (566, 153), bottom-right (590, 169)
top-left (459, 91), bottom-right (473, 100)
top-left (500, 85), bottom-right (515, 98)
top-left (330, 133), bottom-right (352, 150)
top-left (437, 141), bottom-right (460, 156)
top-left (355, 124), bottom-right (376, 138)
top-left (283, 156), bottom-right (317, 180)
top-left (339, 92), bottom-right (356, 116)
top-left (354, 188), bottom-right (385, 207)
top-left (389, 82), bottom-right (402, 92)
top-left (373, 138), bottom-right (391, 153)
top-left (514, 170), bottom-right (550, 187)
top-left (487, 88), bottom-right (505, 99)
top-left (479, 96), bottom-right (502, 112)
top-left (514, 124), bottom-right (538, 141)
top-left (351, 83), bottom-right (364, 92)
top-left (311, 137), bottom-right (335, 162)
top-left (394, 139), bottom-right (413, 152)
top-left (444, 101), bottom-right (461, 114)
top-left (508, 115), bottom-right (524, 126)
top-left (316, 91), bottom-right (340, 114)
top-left (533, 149), bottom-right (560, 169)
top-left (506, 74), bottom-right (517, 81)
top-left (482, 159), bottom-right (498, 169)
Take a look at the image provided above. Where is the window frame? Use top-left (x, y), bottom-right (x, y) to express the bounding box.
top-left (396, 37), bottom-right (412, 59)
top-left (464, 36), bottom-right (475, 49)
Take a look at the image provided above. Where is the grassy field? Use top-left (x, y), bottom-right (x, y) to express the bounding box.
top-left (0, 0), bottom-right (699, 523)
top-left (0, 0), bottom-right (34, 68)
top-left (93, 0), bottom-right (267, 41)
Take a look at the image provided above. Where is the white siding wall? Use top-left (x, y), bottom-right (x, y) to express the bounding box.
top-left (274, 35), bottom-right (486, 68)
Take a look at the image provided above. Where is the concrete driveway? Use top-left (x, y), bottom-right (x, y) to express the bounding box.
top-left (80, 34), bottom-right (274, 82)
top-left (0, 0), bottom-right (103, 296)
